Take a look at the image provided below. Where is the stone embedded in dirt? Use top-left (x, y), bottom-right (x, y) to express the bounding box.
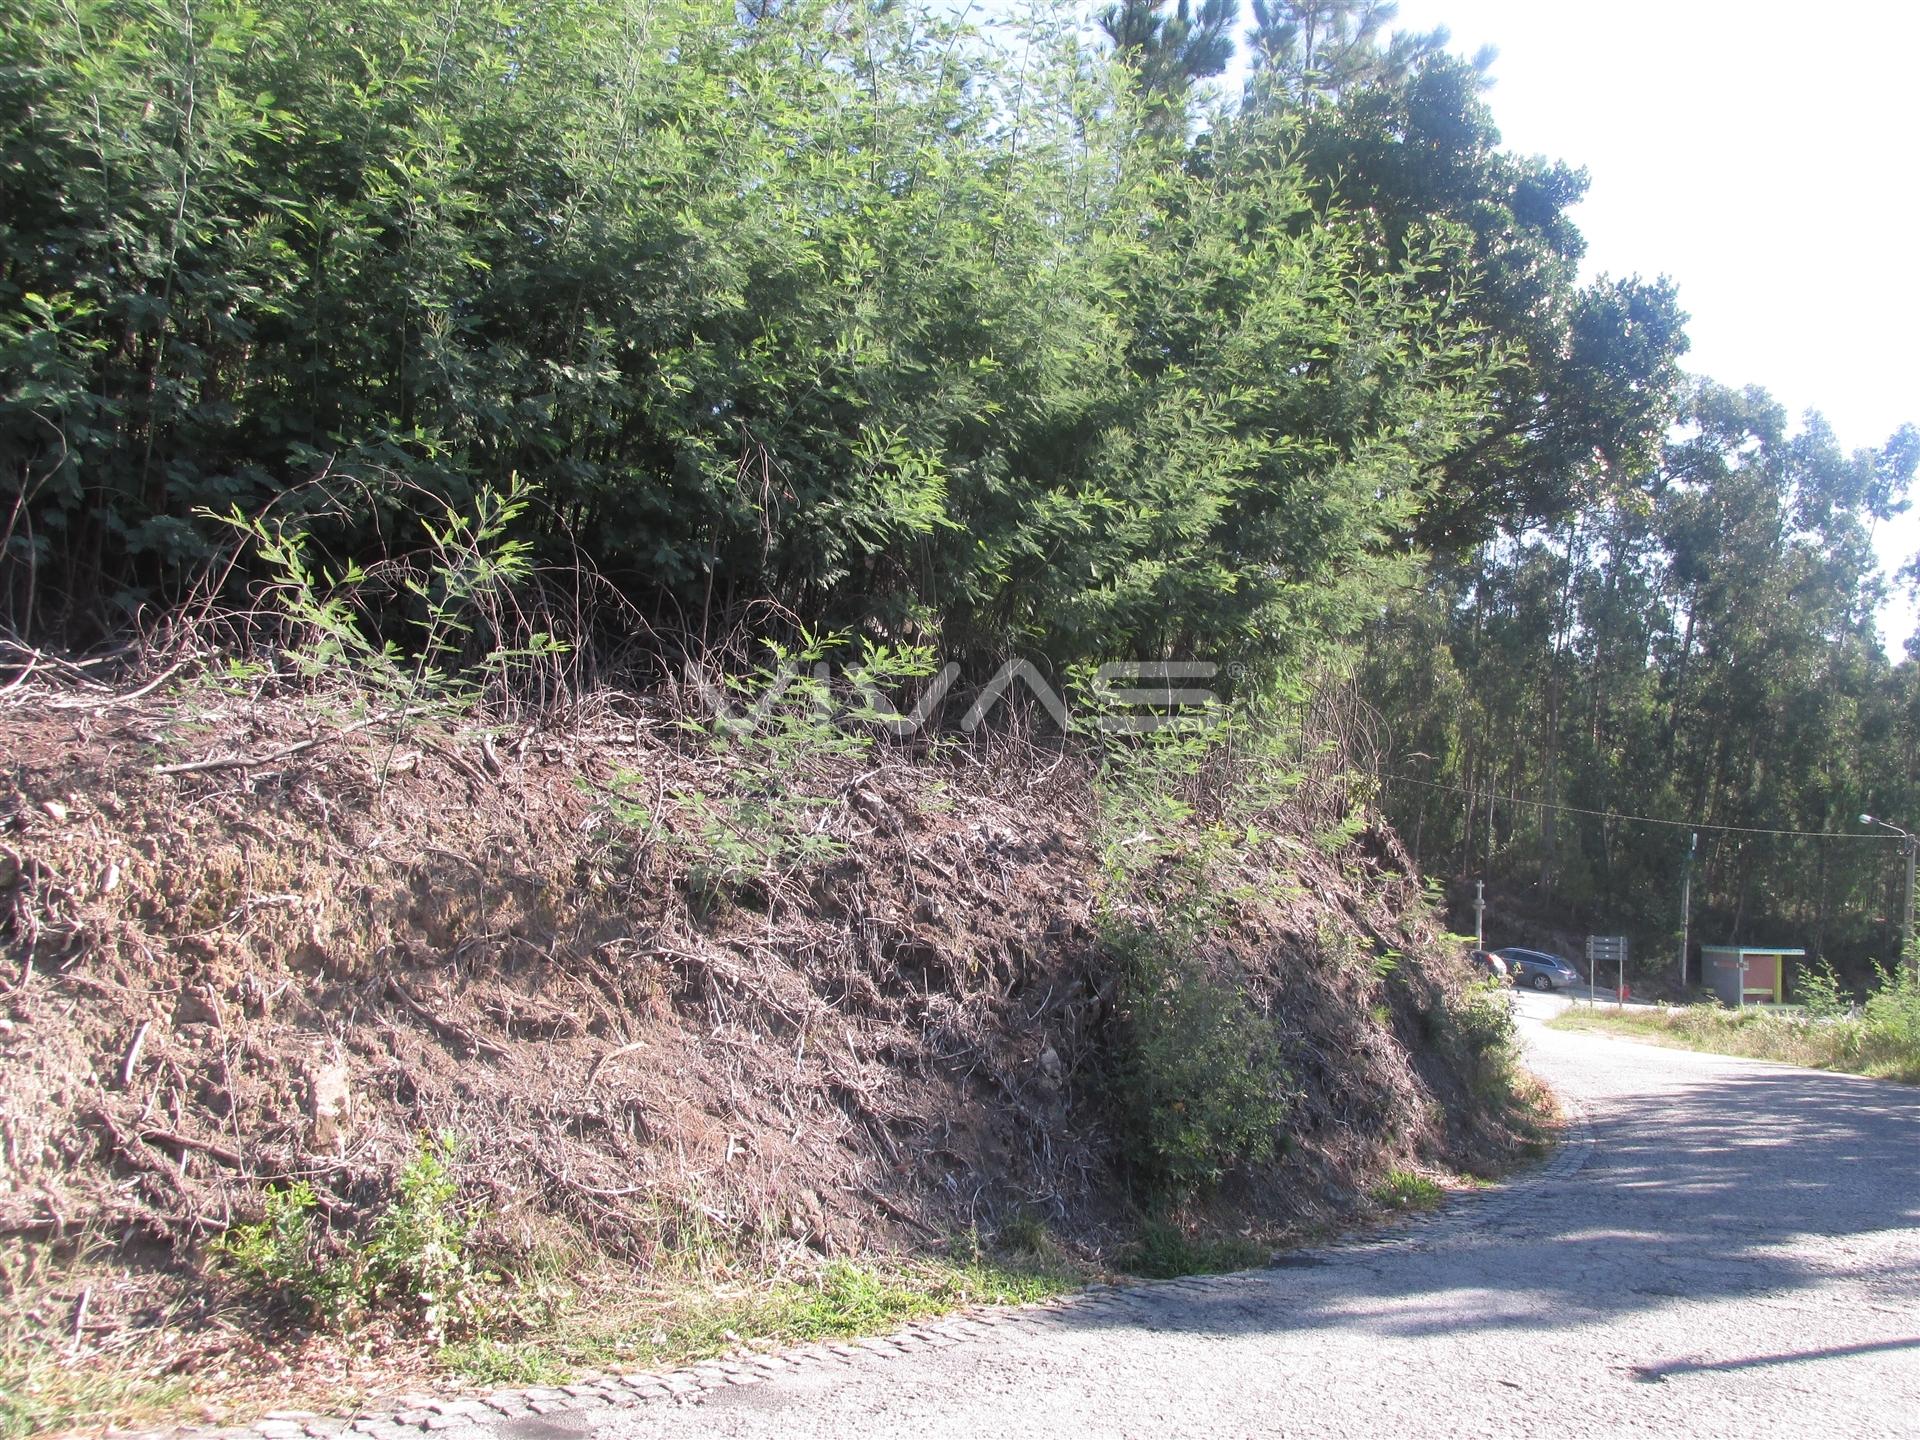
top-left (308, 1058), bottom-right (354, 1148)
top-left (173, 985), bottom-right (223, 1029)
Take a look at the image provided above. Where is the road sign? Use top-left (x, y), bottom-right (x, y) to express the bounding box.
top-left (1587, 935), bottom-right (1629, 1008)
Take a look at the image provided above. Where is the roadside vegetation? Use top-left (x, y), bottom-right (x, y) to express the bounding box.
top-left (0, 641), bottom-right (1542, 1431)
top-left (0, 0), bottom-right (1910, 1431)
top-left (1550, 964), bottom-right (1920, 1084)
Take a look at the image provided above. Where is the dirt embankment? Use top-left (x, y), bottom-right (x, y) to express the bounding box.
top-left (0, 683), bottom-right (1530, 1413)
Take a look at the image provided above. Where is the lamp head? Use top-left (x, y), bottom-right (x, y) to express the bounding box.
top-left (1861, 813), bottom-right (1877, 826)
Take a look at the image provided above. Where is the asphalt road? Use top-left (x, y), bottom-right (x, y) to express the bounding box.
top-left (507, 992), bottom-right (1920, 1439)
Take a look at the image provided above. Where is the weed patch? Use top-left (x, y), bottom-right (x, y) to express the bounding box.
top-left (1370, 1170), bottom-right (1444, 1212)
top-left (436, 1255), bottom-right (1082, 1387)
top-left (217, 1135), bottom-right (488, 1341)
top-left (1119, 1219), bottom-right (1268, 1280)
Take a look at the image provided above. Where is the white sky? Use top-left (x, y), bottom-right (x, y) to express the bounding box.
top-left (1375, 0), bottom-right (1920, 650)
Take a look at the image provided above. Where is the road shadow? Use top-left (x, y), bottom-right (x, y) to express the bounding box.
top-left (1626, 1336), bottom-right (1920, 1383)
top-left (1047, 1056), bottom-right (1920, 1346)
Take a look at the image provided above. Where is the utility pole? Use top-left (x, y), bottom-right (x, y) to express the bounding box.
top-left (1474, 879), bottom-right (1485, 952)
top-left (1907, 834), bottom-right (1917, 981)
top-left (1678, 831), bottom-right (1696, 989)
top-left (1859, 815), bottom-right (1917, 980)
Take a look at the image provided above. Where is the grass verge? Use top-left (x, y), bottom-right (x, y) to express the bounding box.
top-left (1548, 1004), bottom-right (1920, 1084)
top-left (436, 1252), bottom-right (1085, 1390)
top-left (0, 1235), bottom-right (201, 1440)
top-left (0, 1354), bottom-right (190, 1440)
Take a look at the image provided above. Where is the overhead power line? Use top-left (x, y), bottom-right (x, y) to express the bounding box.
top-left (1382, 772), bottom-right (1900, 843)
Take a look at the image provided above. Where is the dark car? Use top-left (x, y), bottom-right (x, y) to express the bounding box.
top-left (1496, 947), bottom-right (1584, 992)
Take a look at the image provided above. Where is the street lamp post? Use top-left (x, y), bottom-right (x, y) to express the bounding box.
top-left (1860, 814), bottom-right (1917, 977)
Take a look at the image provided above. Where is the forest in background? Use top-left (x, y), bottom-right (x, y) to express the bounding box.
top-left (3, 0), bottom-right (1916, 982)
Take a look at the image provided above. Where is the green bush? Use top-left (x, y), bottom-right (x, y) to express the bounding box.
top-left (360, 1134), bottom-right (488, 1342)
top-left (215, 1134), bottom-right (486, 1341)
top-left (1446, 977), bottom-right (1517, 1060)
top-left (1862, 961), bottom-right (1920, 1059)
top-left (1106, 922), bottom-right (1292, 1200)
top-left (1794, 959), bottom-right (1850, 1021)
top-left (210, 1181), bottom-right (348, 1322)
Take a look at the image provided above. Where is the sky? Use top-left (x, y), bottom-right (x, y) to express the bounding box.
top-left (1370, 0), bottom-right (1920, 650)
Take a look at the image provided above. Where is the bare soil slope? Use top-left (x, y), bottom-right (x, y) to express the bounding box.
top-left (0, 684), bottom-right (1530, 1419)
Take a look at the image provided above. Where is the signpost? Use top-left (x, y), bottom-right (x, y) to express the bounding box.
top-left (1587, 935), bottom-right (1629, 1008)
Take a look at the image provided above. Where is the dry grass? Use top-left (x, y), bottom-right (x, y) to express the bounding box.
top-left (0, 1237), bottom-right (194, 1439)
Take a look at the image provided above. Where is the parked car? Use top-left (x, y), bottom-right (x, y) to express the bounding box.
top-left (1469, 949), bottom-right (1511, 985)
top-left (1496, 947), bottom-right (1584, 992)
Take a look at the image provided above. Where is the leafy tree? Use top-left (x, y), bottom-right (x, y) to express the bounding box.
top-left (1101, 0), bottom-right (1240, 115)
top-left (1246, 0), bottom-right (1456, 100)
top-left (1365, 381), bottom-right (1920, 985)
top-left (1238, 28), bottom-right (1690, 552)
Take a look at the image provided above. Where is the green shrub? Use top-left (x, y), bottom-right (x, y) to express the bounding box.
top-left (1795, 959), bottom-right (1850, 1020)
top-left (1862, 961), bottom-right (1920, 1060)
top-left (209, 476), bottom-right (567, 717)
top-left (211, 1181), bottom-right (353, 1326)
top-left (1106, 922), bottom-right (1292, 1200)
top-left (1446, 977), bottom-right (1517, 1059)
top-left (214, 1133), bottom-right (486, 1341)
top-left (1371, 1170), bottom-right (1444, 1211)
top-left (360, 1134), bottom-right (488, 1342)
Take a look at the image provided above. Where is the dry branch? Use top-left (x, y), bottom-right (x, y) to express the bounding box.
top-left (153, 705), bottom-right (434, 775)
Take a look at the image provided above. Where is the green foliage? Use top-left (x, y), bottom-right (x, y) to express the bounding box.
top-left (1367, 379), bottom-right (1919, 987)
top-left (1445, 977), bottom-right (1517, 1060)
top-left (600, 632), bottom-right (934, 908)
top-left (1861, 960), bottom-right (1920, 1060)
top-left (209, 475), bottom-right (565, 714)
top-left (2, 0), bottom-right (1494, 678)
top-left (215, 1133), bottom-right (486, 1342)
top-left (1795, 959), bottom-right (1850, 1021)
top-left (1240, 20), bottom-right (1690, 553)
top-left (359, 1133), bottom-right (487, 1343)
top-left (1121, 1217), bottom-right (1268, 1279)
top-left (211, 1181), bottom-right (355, 1325)
top-left (1370, 1169), bottom-right (1444, 1212)
top-left (1105, 920), bottom-right (1293, 1199)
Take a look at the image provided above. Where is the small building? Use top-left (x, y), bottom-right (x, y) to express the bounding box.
top-left (1701, 945), bottom-right (1805, 1007)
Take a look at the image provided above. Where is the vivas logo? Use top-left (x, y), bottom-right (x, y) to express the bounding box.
top-left (685, 659), bottom-right (1221, 736)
